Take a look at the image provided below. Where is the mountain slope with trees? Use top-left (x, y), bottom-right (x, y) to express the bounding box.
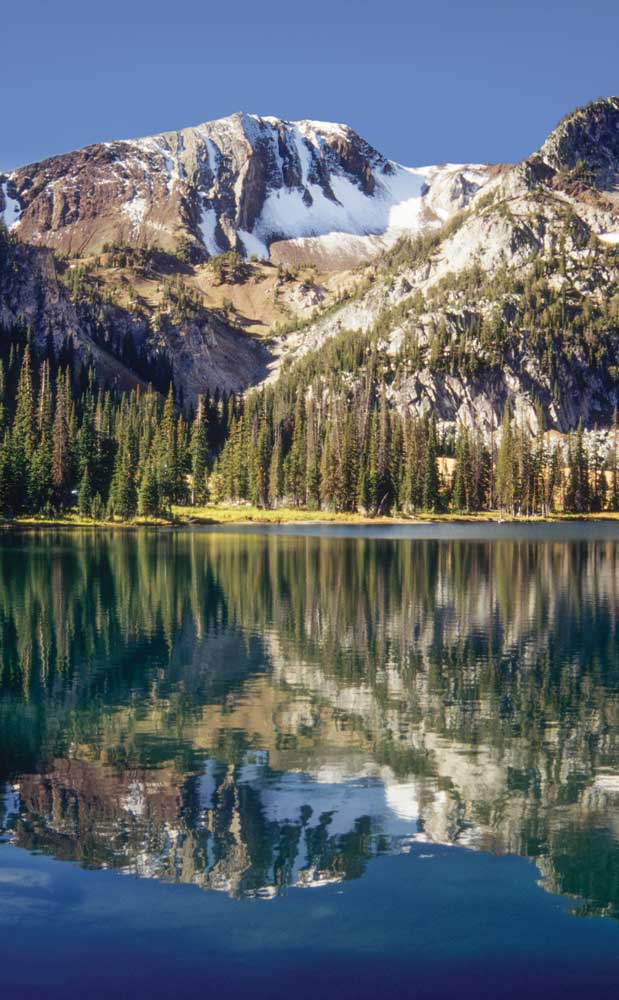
top-left (3, 98), bottom-right (619, 518)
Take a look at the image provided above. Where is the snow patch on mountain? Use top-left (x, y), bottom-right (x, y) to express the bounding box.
top-left (238, 228), bottom-right (269, 259)
top-left (198, 131), bottom-right (220, 181)
top-left (1, 180), bottom-right (21, 229)
top-left (298, 119), bottom-right (349, 139)
top-left (251, 165), bottom-right (427, 262)
top-left (199, 206), bottom-right (221, 256)
top-left (122, 193), bottom-right (147, 231)
top-left (253, 159), bottom-right (492, 265)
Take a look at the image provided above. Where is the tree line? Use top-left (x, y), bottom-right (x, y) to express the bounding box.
top-left (0, 323), bottom-right (617, 521)
top-left (0, 325), bottom-right (228, 520)
top-left (211, 379), bottom-right (618, 516)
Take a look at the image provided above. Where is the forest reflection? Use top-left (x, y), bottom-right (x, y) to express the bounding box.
top-left (1, 528), bottom-right (619, 914)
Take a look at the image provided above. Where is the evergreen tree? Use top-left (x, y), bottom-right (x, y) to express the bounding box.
top-left (496, 406), bottom-right (515, 514)
top-left (269, 423), bottom-right (284, 506)
top-left (320, 421), bottom-right (339, 510)
top-left (138, 460), bottom-right (160, 517)
top-left (110, 415), bottom-right (137, 519)
top-left (284, 396), bottom-right (306, 506)
top-left (452, 425), bottom-right (472, 511)
top-left (253, 418), bottom-right (271, 508)
top-left (155, 384), bottom-right (179, 508)
top-left (422, 419), bottom-right (441, 512)
top-left (190, 397), bottom-right (210, 505)
top-left (51, 373), bottom-right (72, 509)
top-left (609, 410), bottom-right (619, 511)
top-left (565, 423), bottom-right (590, 513)
top-left (0, 435), bottom-right (12, 517)
top-left (305, 403), bottom-right (321, 511)
top-left (11, 344), bottom-right (36, 510)
top-left (78, 465), bottom-right (93, 517)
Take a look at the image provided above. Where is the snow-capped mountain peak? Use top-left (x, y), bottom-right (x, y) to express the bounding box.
top-left (0, 112), bottom-right (494, 265)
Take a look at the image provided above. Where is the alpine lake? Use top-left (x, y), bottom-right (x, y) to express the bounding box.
top-left (2, 523), bottom-right (619, 998)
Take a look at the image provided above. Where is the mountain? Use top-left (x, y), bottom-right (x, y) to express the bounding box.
top-left (3, 98), bottom-right (619, 448)
top-left (263, 97), bottom-right (619, 441)
top-left (535, 95), bottom-right (619, 195)
top-left (1, 112), bottom-right (492, 267)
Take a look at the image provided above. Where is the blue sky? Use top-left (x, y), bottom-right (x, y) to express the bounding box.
top-left (1, 0), bottom-right (618, 171)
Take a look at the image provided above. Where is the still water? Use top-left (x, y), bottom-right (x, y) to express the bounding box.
top-left (2, 524), bottom-right (619, 998)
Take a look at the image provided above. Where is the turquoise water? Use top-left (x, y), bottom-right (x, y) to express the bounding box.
top-left (2, 525), bottom-right (619, 997)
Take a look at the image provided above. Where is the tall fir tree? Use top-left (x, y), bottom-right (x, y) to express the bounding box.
top-left (496, 406), bottom-right (515, 514)
top-left (190, 396), bottom-right (210, 505)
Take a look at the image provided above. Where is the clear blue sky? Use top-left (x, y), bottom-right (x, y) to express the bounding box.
top-left (2, 0), bottom-right (618, 171)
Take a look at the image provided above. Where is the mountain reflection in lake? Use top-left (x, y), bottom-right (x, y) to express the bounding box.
top-left (2, 526), bottom-right (619, 916)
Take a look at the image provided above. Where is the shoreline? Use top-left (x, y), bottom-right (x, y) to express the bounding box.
top-left (5, 507), bottom-right (619, 531)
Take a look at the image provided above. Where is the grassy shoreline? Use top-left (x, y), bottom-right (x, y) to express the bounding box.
top-left (4, 504), bottom-right (619, 530)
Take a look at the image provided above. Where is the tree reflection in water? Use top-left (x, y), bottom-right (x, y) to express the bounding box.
top-left (1, 528), bottom-right (619, 915)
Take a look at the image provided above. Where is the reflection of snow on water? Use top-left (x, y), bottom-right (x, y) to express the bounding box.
top-left (0, 783), bottom-right (21, 833)
top-left (235, 752), bottom-right (422, 838)
top-left (121, 780), bottom-right (146, 818)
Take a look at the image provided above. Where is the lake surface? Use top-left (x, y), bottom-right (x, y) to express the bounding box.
top-left (2, 524), bottom-right (619, 998)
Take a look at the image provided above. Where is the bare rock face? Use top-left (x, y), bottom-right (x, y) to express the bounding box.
top-left (0, 232), bottom-right (271, 398)
top-left (537, 96), bottom-right (619, 191)
top-left (1, 113), bottom-right (492, 262)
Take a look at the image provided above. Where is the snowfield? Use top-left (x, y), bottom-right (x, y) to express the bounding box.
top-left (0, 180), bottom-right (22, 229)
top-left (187, 117), bottom-right (492, 260)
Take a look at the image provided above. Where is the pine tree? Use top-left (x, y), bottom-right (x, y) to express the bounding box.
top-left (78, 465), bottom-right (93, 517)
top-left (356, 460), bottom-right (370, 514)
top-left (496, 406), bottom-right (515, 514)
top-left (253, 418), bottom-right (271, 508)
top-left (548, 446), bottom-right (561, 513)
top-left (269, 423), bottom-right (284, 506)
top-left (305, 403), bottom-right (321, 511)
top-left (590, 440), bottom-right (606, 513)
top-left (284, 396), bottom-right (306, 506)
top-left (337, 409), bottom-right (359, 513)
top-left (13, 344), bottom-right (36, 461)
top-left (0, 434), bottom-right (12, 517)
top-left (138, 460), bottom-right (159, 517)
top-left (155, 384), bottom-right (179, 508)
top-left (320, 422), bottom-right (339, 510)
top-left (11, 344), bottom-right (36, 510)
top-left (375, 388), bottom-right (392, 513)
top-left (30, 358), bottom-right (54, 510)
top-left (51, 373), bottom-right (72, 509)
top-left (109, 412), bottom-right (137, 519)
top-left (390, 420), bottom-right (404, 510)
top-left (0, 360), bottom-right (6, 441)
top-left (609, 410), bottom-right (619, 511)
top-left (452, 425), bottom-right (472, 511)
top-left (366, 411), bottom-right (380, 514)
top-left (190, 396), bottom-right (210, 505)
top-left (422, 419), bottom-right (440, 512)
top-left (565, 423), bottom-right (590, 513)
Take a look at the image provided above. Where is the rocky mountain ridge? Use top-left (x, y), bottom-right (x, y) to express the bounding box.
top-left (0, 112), bottom-right (492, 266)
top-left (265, 97), bottom-right (619, 441)
top-left (3, 98), bottom-right (619, 439)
